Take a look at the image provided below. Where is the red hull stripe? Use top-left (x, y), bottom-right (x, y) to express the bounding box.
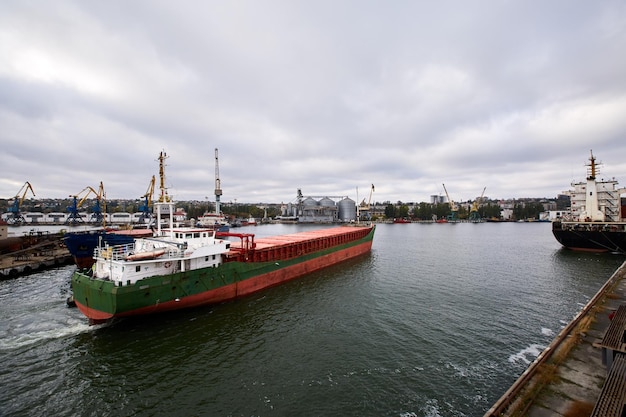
top-left (566, 246), bottom-right (608, 253)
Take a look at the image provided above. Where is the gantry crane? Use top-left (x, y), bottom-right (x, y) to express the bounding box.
top-left (138, 175), bottom-right (155, 224)
top-left (214, 148), bottom-right (223, 215)
top-left (6, 181), bottom-right (35, 225)
top-left (442, 183), bottom-right (458, 222)
top-left (469, 187), bottom-right (486, 222)
top-left (66, 182), bottom-right (106, 225)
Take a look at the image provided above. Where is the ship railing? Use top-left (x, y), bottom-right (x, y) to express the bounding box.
top-left (96, 243), bottom-right (136, 260)
top-left (558, 222), bottom-right (626, 232)
top-left (95, 242), bottom-right (181, 261)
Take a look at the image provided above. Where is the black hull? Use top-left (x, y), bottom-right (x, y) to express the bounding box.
top-left (552, 222), bottom-right (626, 253)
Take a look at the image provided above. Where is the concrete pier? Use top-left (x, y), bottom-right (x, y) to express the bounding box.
top-left (0, 237), bottom-right (73, 279)
top-left (485, 260), bottom-right (626, 416)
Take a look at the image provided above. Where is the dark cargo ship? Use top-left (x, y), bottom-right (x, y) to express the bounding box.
top-left (552, 151), bottom-right (626, 254)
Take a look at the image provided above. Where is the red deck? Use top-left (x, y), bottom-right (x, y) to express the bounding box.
top-left (225, 226), bottom-right (373, 263)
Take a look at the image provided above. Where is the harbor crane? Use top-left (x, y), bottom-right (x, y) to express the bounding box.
top-left (6, 181), bottom-right (35, 225)
top-left (442, 183), bottom-right (459, 222)
top-left (469, 187), bottom-right (487, 222)
top-left (214, 148), bottom-right (223, 215)
top-left (357, 184), bottom-right (375, 221)
top-left (138, 175), bottom-right (155, 224)
top-left (66, 182), bottom-right (106, 225)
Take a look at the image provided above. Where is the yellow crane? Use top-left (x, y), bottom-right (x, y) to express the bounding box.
top-left (442, 183), bottom-right (458, 221)
top-left (469, 187), bottom-right (486, 222)
top-left (7, 181), bottom-right (35, 225)
top-left (357, 184), bottom-right (375, 221)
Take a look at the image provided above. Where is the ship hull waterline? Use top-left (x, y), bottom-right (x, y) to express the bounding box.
top-left (552, 222), bottom-right (626, 254)
top-left (72, 231), bottom-right (374, 323)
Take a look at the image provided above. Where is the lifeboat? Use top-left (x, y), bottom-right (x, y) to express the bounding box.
top-left (124, 248), bottom-right (166, 261)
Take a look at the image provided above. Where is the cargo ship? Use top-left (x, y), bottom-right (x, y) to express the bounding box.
top-left (552, 150), bottom-right (626, 253)
top-left (70, 151), bottom-right (375, 323)
top-left (71, 205), bottom-right (375, 323)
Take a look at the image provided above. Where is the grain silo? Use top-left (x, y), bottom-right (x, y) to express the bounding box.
top-left (338, 197), bottom-right (356, 222)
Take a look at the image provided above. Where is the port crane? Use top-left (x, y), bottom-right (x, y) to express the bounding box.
top-left (214, 148), bottom-right (223, 215)
top-left (442, 183), bottom-right (458, 222)
top-left (469, 187), bottom-right (486, 222)
top-left (66, 182), bottom-right (106, 225)
top-left (469, 187), bottom-right (487, 223)
top-left (357, 184), bottom-right (375, 221)
top-left (138, 175), bottom-right (155, 224)
top-left (6, 181), bottom-right (35, 225)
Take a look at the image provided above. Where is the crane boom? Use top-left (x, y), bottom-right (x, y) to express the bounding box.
top-left (16, 181), bottom-right (35, 205)
top-left (142, 176), bottom-right (156, 204)
top-left (469, 186), bottom-right (487, 222)
top-left (442, 183), bottom-right (457, 211)
top-left (470, 187), bottom-right (487, 212)
top-left (67, 183), bottom-right (106, 225)
top-left (138, 176), bottom-right (156, 223)
top-left (214, 148), bottom-right (222, 215)
top-left (442, 183), bottom-right (459, 222)
top-left (6, 181), bottom-right (35, 224)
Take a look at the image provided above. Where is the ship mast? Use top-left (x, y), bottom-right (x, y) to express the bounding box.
top-left (588, 151), bottom-right (597, 180)
top-left (214, 148), bottom-right (222, 215)
top-left (155, 150), bottom-right (173, 237)
top-left (579, 149), bottom-right (604, 222)
top-left (157, 151), bottom-right (171, 203)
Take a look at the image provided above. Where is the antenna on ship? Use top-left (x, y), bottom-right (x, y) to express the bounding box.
top-left (214, 148), bottom-right (223, 215)
top-left (587, 149), bottom-right (600, 181)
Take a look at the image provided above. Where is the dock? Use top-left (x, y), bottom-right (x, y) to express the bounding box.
top-left (0, 236), bottom-right (73, 279)
top-left (485, 260), bottom-right (626, 416)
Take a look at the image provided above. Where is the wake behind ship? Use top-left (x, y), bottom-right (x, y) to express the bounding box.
top-left (552, 150), bottom-right (626, 253)
top-left (70, 152), bottom-right (375, 323)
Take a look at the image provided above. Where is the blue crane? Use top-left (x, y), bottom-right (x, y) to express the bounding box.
top-left (138, 176), bottom-right (155, 224)
top-left (66, 182), bottom-right (106, 225)
top-left (6, 182), bottom-right (35, 225)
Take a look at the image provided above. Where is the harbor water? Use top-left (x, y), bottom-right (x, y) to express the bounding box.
top-left (1, 222), bottom-right (624, 416)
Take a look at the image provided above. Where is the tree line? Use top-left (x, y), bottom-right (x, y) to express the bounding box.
top-left (382, 201), bottom-right (546, 221)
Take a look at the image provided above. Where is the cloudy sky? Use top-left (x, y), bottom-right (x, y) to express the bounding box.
top-left (1, 1), bottom-right (626, 206)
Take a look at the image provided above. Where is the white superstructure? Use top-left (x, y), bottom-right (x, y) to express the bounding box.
top-left (565, 151), bottom-right (625, 222)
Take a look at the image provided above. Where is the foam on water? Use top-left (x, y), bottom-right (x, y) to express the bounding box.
top-left (508, 343), bottom-right (546, 365)
top-left (0, 319), bottom-right (94, 351)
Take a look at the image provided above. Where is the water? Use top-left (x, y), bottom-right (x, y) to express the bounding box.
top-left (1, 222), bottom-right (624, 416)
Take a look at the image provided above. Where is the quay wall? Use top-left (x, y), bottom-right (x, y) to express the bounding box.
top-left (0, 237), bottom-right (73, 279)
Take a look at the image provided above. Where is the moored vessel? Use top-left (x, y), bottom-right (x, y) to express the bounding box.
top-left (552, 151), bottom-right (626, 253)
top-left (64, 228), bottom-right (153, 268)
top-left (196, 212), bottom-right (230, 231)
